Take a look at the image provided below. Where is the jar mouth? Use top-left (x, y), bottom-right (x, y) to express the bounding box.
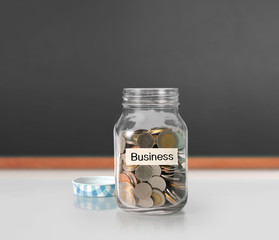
top-left (123, 88), bottom-right (179, 107)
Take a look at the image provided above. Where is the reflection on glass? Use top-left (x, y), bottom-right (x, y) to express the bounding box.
top-left (73, 195), bottom-right (116, 211)
top-left (116, 210), bottom-right (186, 232)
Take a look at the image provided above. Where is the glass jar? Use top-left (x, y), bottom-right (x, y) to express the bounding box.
top-left (114, 88), bottom-right (188, 215)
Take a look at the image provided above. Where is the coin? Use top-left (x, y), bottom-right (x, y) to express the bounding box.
top-left (161, 174), bottom-right (179, 181)
top-left (123, 162), bottom-right (137, 172)
top-left (125, 171), bottom-right (138, 187)
top-left (170, 182), bottom-right (186, 190)
top-left (151, 165), bottom-right (161, 176)
top-left (120, 171), bottom-right (138, 186)
top-left (151, 189), bottom-right (165, 207)
top-left (123, 129), bottom-right (148, 145)
top-left (119, 181), bottom-right (135, 191)
top-left (119, 126), bottom-right (186, 209)
top-left (157, 130), bottom-right (178, 148)
top-left (133, 129), bottom-right (148, 134)
top-left (161, 165), bottom-right (178, 173)
top-left (148, 176), bottom-right (166, 191)
top-left (148, 127), bottom-right (171, 144)
top-left (130, 145), bottom-right (139, 148)
top-left (119, 181), bottom-right (137, 207)
top-left (175, 131), bottom-right (186, 150)
top-left (120, 136), bottom-right (126, 153)
top-left (164, 188), bottom-right (181, 205)
top-left (138, 197), bottom-right (154, 208)
top-left (119, 188), bottom-right (137, 207)
top-left (148, 127), bottom-right (171, 135)
top-left (170, 189), bottom-right (182, 202)
top-left (121, 153), bottom-right (126, 162)
top-left (164, 190), bottom-right (178, 205)
top-left (178, 156), bottom-right (186, 164)
top-left (122, 130), bottom-right (135, 145)
top-left (136, 133), bottom-right (155, 148)
top-left (119, 172), bottom-right (131, 183)
top-left (135, 165), bottom-right (153, 181)
top-left (135, 182), bottom-right (152, 199)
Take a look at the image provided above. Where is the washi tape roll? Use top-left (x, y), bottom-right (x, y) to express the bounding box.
top-left (72, 176), bottom-right (115, 197)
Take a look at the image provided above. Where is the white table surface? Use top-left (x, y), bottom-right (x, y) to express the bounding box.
top-left (0, 170), bottom-right (278, 240)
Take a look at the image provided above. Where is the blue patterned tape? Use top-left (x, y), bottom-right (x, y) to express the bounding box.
top-left (72, 176), bottom-right (115, 197)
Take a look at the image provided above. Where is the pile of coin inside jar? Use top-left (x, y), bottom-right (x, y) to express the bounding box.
top-left (118, 127), bottom-right (186, 208)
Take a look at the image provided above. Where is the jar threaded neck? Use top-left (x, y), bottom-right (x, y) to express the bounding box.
top-left (122, 88), bottom-right (179, 107)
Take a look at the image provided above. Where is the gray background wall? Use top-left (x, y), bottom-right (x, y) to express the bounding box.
top-left (0, 1), bottom-right (278, 156)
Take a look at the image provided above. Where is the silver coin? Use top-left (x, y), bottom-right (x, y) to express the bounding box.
top-left (119, 188), bottom-right (137, 207)
top-left (148, 176), bottom-right (166, 191)
top-left (170, 189), bottom-right (182, 201)
top-left (165, 188), bottom-right (180, 204)
top-left (151, 165), bottom-right (161, 176)
top-left (161, 174), bottom-right (178, 181)
top-left (119, 181), bottom-right (135, 191)
top-left (123, 162), bottom-right (137, 172)
top-left (161, 168), bottom-right (176, 174)
top-left (135, 182), bottom-right (152, 200)
top-left (135, 165), bottom-right (153, 181)
top-left (120, 136), bottom-right (126, 153)
top-left (136, 133), bottom-right (155, 148)
top-left (160, 166), bottom-right (178, 174)
top-left (138, 197), bottom-right (154, 208)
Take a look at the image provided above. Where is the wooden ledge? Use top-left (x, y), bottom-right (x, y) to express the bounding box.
top-left (0, 157), bottom-right (278, 169)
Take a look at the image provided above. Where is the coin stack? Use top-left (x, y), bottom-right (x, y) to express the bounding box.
top-left (118, 127), bottom-right (186, 208)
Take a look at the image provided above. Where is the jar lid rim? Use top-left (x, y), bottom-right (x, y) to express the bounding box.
top-left (123, 88), bottom-right (179, 96)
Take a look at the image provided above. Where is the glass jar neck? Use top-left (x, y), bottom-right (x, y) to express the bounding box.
top-left (122, 106), bottom-right (179, 113)
top-left (122, 88), bottom-right (180, 109)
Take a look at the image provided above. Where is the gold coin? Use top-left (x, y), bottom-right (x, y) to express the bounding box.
top-left (148, 127), bottom-right (171, 144)
top-left (157, 130), bottom-right (178, 148)
top-left (164, 189), bottom-right (180, 205)
top-left (164, 192), bottom-right (177, 205)
top-left (122, 130), bottom-right (136, 145)
top-left (148, 127), bottom-right (171, 135)
top-left (170, 182), bottom-right (186, 190)
top-left (151, 189), bottom-right (165, 207)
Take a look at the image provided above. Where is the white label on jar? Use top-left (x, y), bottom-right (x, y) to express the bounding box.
top-left (125, 148), bottom-right (178, 166)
